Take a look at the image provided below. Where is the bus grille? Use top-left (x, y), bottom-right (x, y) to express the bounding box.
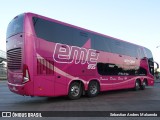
top-left (7, 48), bottom-right (22, 70)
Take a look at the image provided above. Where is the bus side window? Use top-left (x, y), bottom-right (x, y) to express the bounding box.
top-left (93, 35), bottom-right (111, 52)
top-left (137, 48), bottom-right (142, 59)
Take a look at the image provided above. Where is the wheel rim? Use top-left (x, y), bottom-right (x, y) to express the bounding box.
top-left (136, 81), bottom-right (139, 89)
top-left (90, 84), bottom-right (98, 95)
top-left (143, 81), bottom-right (146, 86)
top-left (70, 85), bottom-right (80, 97)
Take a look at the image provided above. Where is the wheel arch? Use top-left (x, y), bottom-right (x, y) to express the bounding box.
top-left (67, 79), bottom-right (85, 95)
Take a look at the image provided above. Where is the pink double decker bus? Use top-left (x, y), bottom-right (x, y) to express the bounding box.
top-left (6, 13), bottom-right (156, 99)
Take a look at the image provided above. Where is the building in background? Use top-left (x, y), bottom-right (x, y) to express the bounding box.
top-left (0, 50), bottom-right (7, 80)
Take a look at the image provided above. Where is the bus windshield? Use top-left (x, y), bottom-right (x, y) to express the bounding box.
top-left (6, 14), bottom-right (24, 38)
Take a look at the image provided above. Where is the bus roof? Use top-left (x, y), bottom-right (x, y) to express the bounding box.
top-left (25, 12), bottom-right (145, 49)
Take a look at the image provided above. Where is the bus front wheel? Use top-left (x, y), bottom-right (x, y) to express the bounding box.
top-left (68, 82), bottom-right (82, 100)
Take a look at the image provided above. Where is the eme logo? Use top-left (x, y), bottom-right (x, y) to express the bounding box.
top-left (53, 43), bottom-right (99, 69)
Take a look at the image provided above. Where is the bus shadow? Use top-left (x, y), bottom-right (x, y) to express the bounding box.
top-left (17, 88), bottom-right (146, 105)
top-left (99, 88), bottom-right (134, 96)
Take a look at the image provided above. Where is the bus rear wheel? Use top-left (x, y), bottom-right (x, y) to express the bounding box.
top-left (68, 82), bottom-right (82, 100)
top-left (134, 80), bottom-right (140, 91)
top-left (87, 81), bottom-right (100, 97)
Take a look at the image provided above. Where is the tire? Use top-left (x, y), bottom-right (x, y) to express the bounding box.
top-left (87, 81), bottom-right (100, 97)
top-left (140, 80), bottom-right (147, 90)
top-left (134, 80), bottom-right (140, 91)
top-left (68, 82), bottom-right (82, 100)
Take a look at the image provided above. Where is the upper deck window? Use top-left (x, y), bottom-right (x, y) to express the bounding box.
top-left (32, 17), bottom-right (89, 47)
top-left (6, 14), bottom-right (24, 38)
top-left (144, 48), bottom-right (153, 61)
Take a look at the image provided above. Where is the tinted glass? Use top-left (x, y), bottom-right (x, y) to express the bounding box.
top-left (144, 48), bottom-right (154, 75)
top-left (123, 42), bottom-right (138, 57)
top-left (97, 63), bottom-right (147, 76)
top-left (7, 14), bottom-right (24, 38)
top-left (33, 17), bottom-right (141, 58)
top-left (144, 48), bottom-right (153, 60)
top-left (110, 40), bottom-right (125, 55)
top-left (33, 17), bottom-right (89, 47)
top-left (93, 35), bottom-right (111, 52)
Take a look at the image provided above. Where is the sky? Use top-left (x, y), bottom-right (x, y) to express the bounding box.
top-left (0, 0), bottom-right (160, 65)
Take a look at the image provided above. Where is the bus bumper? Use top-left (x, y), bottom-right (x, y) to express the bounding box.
top-left (8, 82), bottom-right (25, 95)
top-left (7, 82), bottom-right (32, 96)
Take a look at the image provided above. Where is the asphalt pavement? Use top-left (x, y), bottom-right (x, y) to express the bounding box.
top-left (1, 80), bottom-right (160, 120)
